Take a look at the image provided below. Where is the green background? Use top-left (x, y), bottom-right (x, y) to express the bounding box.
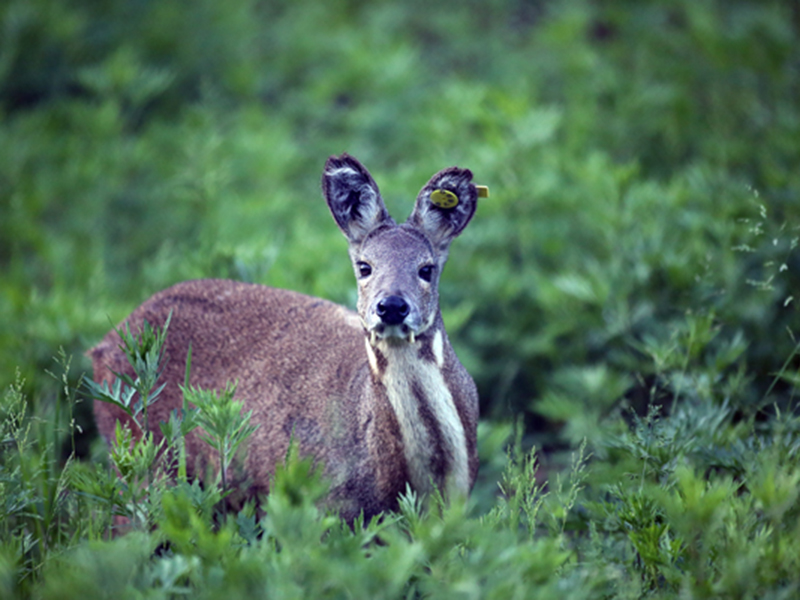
top-left (2, 0), bottom-right (797, 453)
top-left (2, 0), bottom-right (800, 595)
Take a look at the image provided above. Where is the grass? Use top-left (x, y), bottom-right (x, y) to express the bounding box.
top-left (3, 319), bottom-right (800, 597)
top-left (3, 409), bottom-right (800, 599)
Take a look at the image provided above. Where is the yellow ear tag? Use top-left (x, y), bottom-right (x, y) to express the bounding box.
top-left (430, 189), bottom-right (459, 209)
top-left (476, 185), bottom-right (490, 198)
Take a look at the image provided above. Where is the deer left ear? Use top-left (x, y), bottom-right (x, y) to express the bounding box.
top-left (322, 153), bottom-right (395, 245)
top-left (407, 167), bottom-right (478, 251)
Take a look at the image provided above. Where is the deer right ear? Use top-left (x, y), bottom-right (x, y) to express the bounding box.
top-left (322, 154), bottom-right (395, 245)
top-left (408, 166), bottom-right (478, 252)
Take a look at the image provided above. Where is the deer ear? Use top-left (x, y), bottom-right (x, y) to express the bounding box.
top-left (322, 154), bottom-right (395, 245)
top-left (407, 166), bottom-right (478, 251)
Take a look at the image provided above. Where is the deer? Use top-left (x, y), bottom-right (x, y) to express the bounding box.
top-left (89, 153), bottom-right (483, 523)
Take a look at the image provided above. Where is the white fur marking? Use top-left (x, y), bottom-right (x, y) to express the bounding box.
top-left (432, 329), bottom-right (444, 368)
top-left (365, 339), bottom-right (379, 376)
top-left (325, 166), bottom-right (360, 178)
top-left (379, 342), bottom-right (470, 499)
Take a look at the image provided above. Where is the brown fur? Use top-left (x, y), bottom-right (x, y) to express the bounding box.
top-left (90, 154), bottom-right (480, 522)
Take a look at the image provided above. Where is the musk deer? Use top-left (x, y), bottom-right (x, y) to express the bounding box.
top-left (90, 153), bottom-right (483, 522)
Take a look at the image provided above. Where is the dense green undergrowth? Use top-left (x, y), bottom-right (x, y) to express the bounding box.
top-left (4, 340), bottom-right (800, 598)
top-left (2, 0), bottom-right (800, 597)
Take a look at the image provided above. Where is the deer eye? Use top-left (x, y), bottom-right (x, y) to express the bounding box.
top-left (357, 262), bottom-right (372, 278)
top-left (418, 265), bottom-right (434, 282)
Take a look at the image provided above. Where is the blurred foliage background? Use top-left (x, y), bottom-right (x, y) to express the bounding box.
top-left (1, 0), bottom-right (799, 468)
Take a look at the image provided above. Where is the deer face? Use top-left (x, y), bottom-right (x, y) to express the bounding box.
top-left (322, 153), bottom-right (478, 346)
top-left (353, 226), bottom-right (439, 343)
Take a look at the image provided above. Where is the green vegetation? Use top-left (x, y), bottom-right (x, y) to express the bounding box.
top-left (1, 0), bottom-right (799, 597)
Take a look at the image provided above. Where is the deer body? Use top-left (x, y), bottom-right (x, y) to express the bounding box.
top-left (90, 154), bottom-right (480, 522)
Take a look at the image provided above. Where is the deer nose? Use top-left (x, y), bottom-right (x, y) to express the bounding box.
top-left (376, 296), bottom-right (410, 326)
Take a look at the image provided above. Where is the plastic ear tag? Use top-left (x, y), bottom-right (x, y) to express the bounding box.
top-left (430, 189), bottom-right (459, 209)
top-left (476, 185), bottom-right (490, 198)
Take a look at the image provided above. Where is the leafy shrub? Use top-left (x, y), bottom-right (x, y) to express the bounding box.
top-left (7, 373), bottom-right (800, 598)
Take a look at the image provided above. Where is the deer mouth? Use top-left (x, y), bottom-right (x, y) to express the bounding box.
top-left (362, 295), bottom-right (422, 345)
top-left (368, 323), bottom-right (417, 345)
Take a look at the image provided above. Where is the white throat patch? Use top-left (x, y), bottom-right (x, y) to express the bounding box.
top-left (377, 338), bottom-right (469, 499)
top-left (432, 329), bottom-right (444, 368)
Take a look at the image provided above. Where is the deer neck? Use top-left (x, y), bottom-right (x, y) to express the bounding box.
top-left (363, 321), bottom-right (470, 500)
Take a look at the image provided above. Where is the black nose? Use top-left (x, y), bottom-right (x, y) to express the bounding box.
top-left (376, 296), bottom-right (410, 326)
